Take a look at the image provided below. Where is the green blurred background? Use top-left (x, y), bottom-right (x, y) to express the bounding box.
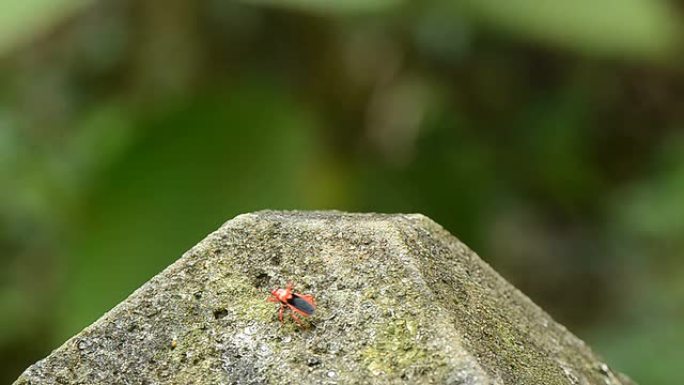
top-left (2, 0), bottom-right (683, 383)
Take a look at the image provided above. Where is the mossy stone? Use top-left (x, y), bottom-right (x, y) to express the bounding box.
top-left (14, 211), bottom-right (635, 385)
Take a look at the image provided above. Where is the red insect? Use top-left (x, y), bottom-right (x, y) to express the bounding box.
top-left (267, 282), bottom-right (316, 327)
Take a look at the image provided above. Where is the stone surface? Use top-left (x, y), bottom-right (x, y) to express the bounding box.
top-left (14, 211), bottom-right (635, 384)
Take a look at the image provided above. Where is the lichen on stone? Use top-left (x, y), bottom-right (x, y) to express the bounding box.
top-left (13, 211), bottom-right (636, 385)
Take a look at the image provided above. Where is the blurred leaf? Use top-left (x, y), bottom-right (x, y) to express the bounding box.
top-left (615, 134), bottom-right (684, 240)
top-left (512, 90), bottom-right (604, 212)
top-left (592, 320), bottom-right (684, 384)
top-left (359, 111), bottom-right (499, 248)
top-left (65, 102), bottom-right (138, 193)
top-left (0, 0), bottom-right (93, 56)
top-left (455, 0), bottom-right (680, 58)
top-left (0, 289), bottom-right (23, 345)
top-left (240, 0), bottom-right (404, 14)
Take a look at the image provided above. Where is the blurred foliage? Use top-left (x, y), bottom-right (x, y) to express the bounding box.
top-left (0, 0), bottom-right (93, 55)
top-left (457, 0), bottom-right (680, 58)
top-left (240, 0), bottom-right (405, 14)
top-left (1, 0), bottom-right (684, 384)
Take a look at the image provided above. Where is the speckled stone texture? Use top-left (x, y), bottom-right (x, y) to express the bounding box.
top-left (14, 211), bottom-right (635, 385)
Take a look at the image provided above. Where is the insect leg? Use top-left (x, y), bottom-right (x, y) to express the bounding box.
top-left (290, 311), bottom-right (304, 327)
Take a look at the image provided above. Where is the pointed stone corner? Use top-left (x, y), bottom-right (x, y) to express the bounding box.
top-left (14, 211), bottom-right (634, 384)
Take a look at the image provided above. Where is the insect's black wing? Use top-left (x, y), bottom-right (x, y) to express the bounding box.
top-left (289, 294), bottom-right (315, 315)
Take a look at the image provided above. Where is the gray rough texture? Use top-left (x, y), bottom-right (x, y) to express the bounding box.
top-left (15, 211), bottom-right (635, 385)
